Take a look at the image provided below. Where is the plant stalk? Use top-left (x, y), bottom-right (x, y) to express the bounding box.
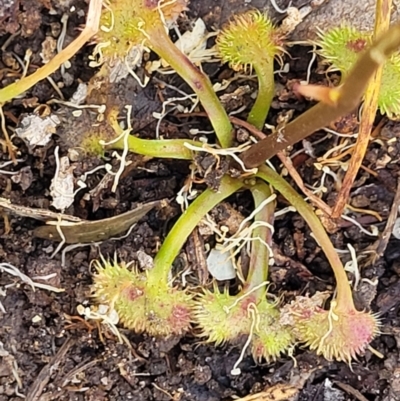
top-left (108, 108), bottom-right (195, 159)
top-left (112, 135), bottom-right (195, 159)
top-left (256, 165), bottom-right (354, 311)
top-left (150, 175), bottom-right (243, 284)
top-left (248, 60), bottom-right (275, 130)
top-left (242, 180), bottom-right (275, 297)
top-left (148, 24), bottom-right (233, 149)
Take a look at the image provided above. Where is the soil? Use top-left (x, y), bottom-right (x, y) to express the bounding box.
top-left (1, 1), bottom-right (400, 400)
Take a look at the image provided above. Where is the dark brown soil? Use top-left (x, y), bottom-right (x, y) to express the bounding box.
top-left (1, 1), bottom-right (400, 400)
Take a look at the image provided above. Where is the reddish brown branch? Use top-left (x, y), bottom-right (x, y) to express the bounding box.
top-left (239, 22), bottom-right (400, 169)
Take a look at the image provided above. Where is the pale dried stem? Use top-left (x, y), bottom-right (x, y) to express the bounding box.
top-left (0, 0), bottom-right (102, 103)
top-left (331, 0), bottom-right (393, 218)
top-left (0, 105), bottom-right (16, 162)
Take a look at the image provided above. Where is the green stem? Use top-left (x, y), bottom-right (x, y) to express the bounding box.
top-left (256, 165), bottom-right (354, 310)
top-left (243, 180), bottom-right (275, 297)
top-left (111, 135), bottom-right (194, 159)
top-left (248, 60), bottom-right (274, 130)
top-left (108, 109), bottom-right (194, 159)
top-left (148, 24), bottom-right (233, 149)
top-left (150, 175), bottom-right (244, 284)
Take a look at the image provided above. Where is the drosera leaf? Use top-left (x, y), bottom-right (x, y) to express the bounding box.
top-left (256, 165), bottom-right (380, 362)
top-left (316, 24), bottom-right (400, 119)
top-left (92, 257), bottom-right (195, 336)
top-left (92, 0), bottom-right (233, 148)
top-left (315, 25), bottom-right (370, 75)
top-left (280, 292), bottom-right (380, 363)
top-left (194, 180), bottom-right (294, 362)
top-left (216, 10), bottom-right (284, 129)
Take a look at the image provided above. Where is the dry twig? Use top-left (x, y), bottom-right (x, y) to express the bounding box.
top-left (0, 0), bottom-right (102, 103)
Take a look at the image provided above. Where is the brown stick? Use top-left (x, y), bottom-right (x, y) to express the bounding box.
top-left (239, 21), bottom-right (400, 169)
top-left (229, 116), bottom-right (332, 215)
